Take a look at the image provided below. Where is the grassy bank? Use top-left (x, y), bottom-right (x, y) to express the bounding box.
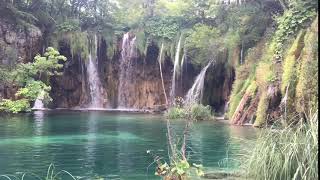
top-left (241, 112), bottom-right (318, 180)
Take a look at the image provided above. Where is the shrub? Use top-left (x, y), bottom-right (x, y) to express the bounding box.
top-left (190, 104), bottom-right (212, 121)
top-left (243, 112), bottom-right (318, 180)
top-left (165, 107), bottom-right (188, 119)
top-left (0, 99), bottom-right (31, 113)
top-left (16, 80), bottom-right (51, 102)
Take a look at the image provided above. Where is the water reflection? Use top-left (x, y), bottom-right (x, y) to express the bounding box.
top-left (34, 111), bottom-right (45, 136)
top-left (0, 111), bottom-right (256, 179)
top-left (84, 112), bottom-right (98, 175)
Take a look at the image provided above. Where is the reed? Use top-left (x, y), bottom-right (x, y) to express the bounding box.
top-left (242, 112), bottom-right (318, 180)
top-left (0, 164), bottom-right (77, 180)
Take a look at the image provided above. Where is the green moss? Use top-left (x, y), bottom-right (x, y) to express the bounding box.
top-left (246, 80), bottom-right (257, 96)
top-left (227, 64), bottom-right (255, 119)
top-left (228, 93), bottom-right (243, 119)
top-left (134, 30), bottom-right (147, 54)
top-left (281, 31), bottom-right (306, 94)
top-left (295, 17), bottom-right (318, 113)
top-left (254, 91), bottom-right (269, 127)
top-left (256, 61), bottom-right (275, 88)
top-left (53, 31), bottom-right (90, 60)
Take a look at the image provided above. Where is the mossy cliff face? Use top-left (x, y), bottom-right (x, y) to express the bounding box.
top-left (228, 16), bottom-right (318, 126)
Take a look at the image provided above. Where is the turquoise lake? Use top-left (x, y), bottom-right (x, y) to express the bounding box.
top-left (0, 111), bottom-right (257, 179)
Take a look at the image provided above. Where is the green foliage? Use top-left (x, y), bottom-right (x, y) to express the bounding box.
top-left (56, 19), bottom-right (80, 32)
top-left (244, 112), bottom-right (318, 180)
top-left (114, 0), bottom-right (144, 28)
top-left (34, 47), bottom-right (67, 77)
top-left (166, 103), bottom-right (213, 121)
top-left (134, 30), bottom-right (148, 54)
top-left (190, 104), bottom-right (212, 121)
top-left (153, 158), bottom-right (204, 179)
top-left (155, 0), bottom-right (192, 17)
top-left (145, 16), bottom-right (180, 40)
top-left (0, 99), bottom-right (31, 113)
top-left (12, 47), bottom-right (67, 85)
top-left (254, 92), bottom-right (269, 127)
top-left (255, 61), bottom-right (276, 88)
top-left (16, 80), bottom-right (52, 103)
top-left (273, 2), bottom-right (317, 59)
top-left (186, 24), bottom-right (220, 50)
top-left (295, 17), bottom-right (318, 113)
top-left (185, 24), bottom-right (220, 67)
top-left (165, 107), bottom-right (188, 119)
top-left (67, 32), bottom-right (90, 60)
top-left (0, 47), bottom-right (66, 113)
top-left (171, 160), bottom-right (190, 176)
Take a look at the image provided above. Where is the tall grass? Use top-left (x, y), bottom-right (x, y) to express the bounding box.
top-left (243, 112), bottom-right (318, 180)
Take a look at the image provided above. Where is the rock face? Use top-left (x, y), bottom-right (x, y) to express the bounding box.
top-left (0, 20), bottom-right (234, 112)
top-left (0, 20), bottom-right (42, 65)
top-left (0, 19), bottom-right (42, 100)
top-left (50, 38), bottom-right (175, 110)
top-left (49, 34), bottom-right (210, 111)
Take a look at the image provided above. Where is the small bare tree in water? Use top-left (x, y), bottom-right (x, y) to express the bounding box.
top-left (148, 116), bottom-right (204, 180)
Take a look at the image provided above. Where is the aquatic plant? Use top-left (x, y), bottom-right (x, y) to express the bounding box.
top-left (0, 164), bottom-right (77, 180)
top-left (165, 107), bottom-right (188, 119)
top-left (189, 104), bottom-right (212, 121)
top-left (148, 116), bottom-right (205, 180)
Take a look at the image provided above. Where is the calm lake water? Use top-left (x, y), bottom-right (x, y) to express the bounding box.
top-left (0, 111), bottom-right (257, 179)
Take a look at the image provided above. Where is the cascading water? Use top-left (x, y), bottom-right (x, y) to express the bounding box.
top-left (170, 35), bottom-right (183, 103)
top-left (185, 60), bottom-right (214, 105)
top-left (118, 32), bottom-right (137, 108)
top-left (158, 43), bottom-right (168, 105)
top-left (86, 35), bottom-right (104, 108)
top-left (32, 90), bottom-right (45, 110)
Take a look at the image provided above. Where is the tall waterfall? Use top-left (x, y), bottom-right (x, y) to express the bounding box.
top-left (170, 35), bottom-right (183, 103)
top-left (185, 60), bottom-right (213, 105)
top-left (118, 32), bottom-right (137, 108)
top-left (86, 35), bottom-right (104, 108)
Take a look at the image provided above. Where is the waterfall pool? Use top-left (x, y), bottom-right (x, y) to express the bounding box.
top-left (0, 111), bottom-right (257, 179)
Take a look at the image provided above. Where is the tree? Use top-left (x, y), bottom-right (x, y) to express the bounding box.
top-left (0, 47), bottom-right (67, 113)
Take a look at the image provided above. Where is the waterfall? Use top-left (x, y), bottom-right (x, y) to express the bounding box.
top-left (180, 49), bottom-right (186, 82)
top-left (170, 35), bottom-right (183, 103)
top-left (185, 60), bottom-right (213, 105)
top-left (118, 32), bottom-right (137, 108)
top-left (32, 91), bottom-right (45, 110)
top-left (158, 43), bottom-right (168, 105)
top-left (86, 35), bottom-right (104, 108)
